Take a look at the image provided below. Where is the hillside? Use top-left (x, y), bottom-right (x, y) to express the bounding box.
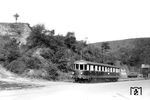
top-left (0, 22), bottom-right (150, 80)
top-left (90, 37), bottom-right (150, 72)
top-left (90, 38), bottom-right (150, 53)
top-left (0, 23), bottom-right (31, 44)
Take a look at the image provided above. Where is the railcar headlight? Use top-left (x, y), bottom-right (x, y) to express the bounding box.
top-left (80, 72), bottom-right (83, 75)
top-left (72, 72), bottom-right (74, 75)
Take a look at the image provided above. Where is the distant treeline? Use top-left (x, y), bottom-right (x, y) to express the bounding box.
top-left (92, 38), bottom-right (150, 72)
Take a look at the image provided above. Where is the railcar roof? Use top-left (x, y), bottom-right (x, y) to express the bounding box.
top-left (74, 60), bottom-right (119, 68)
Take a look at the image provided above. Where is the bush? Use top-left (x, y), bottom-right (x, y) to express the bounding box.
top-left (45, 64), bottom-right (59, 80)
top-left (23, 69), bottom-right (48, 79)
top-left (56, 71), bottom-right (73, 81)
top-left (19, 55), bottom-right (42, 69)
top-left (6, 60), bottom-right (26, 74)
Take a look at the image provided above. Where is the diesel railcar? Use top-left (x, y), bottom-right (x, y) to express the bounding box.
top-left (72, 60), bottom-right (120, 82)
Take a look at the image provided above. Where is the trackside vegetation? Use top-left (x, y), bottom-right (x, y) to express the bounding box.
top-left (0, 24), bottom-right (150, 80)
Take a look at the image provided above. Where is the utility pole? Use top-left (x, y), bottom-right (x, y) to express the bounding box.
top-left (14, 13), bottom-right (19, 23)
top-left (101, 47), bottom-right (104, 63)
top-left (80, 50), bottom-right (83, 60)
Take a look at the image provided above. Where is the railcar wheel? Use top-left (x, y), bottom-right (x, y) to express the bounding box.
top-left (74, 78), bottom-right (79, 82)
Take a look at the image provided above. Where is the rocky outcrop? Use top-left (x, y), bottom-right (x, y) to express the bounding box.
top-left (0, 23), bottom-right (31, 44)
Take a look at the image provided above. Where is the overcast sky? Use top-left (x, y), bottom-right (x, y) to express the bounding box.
top-left (0, 0), bottom-right (150, 43)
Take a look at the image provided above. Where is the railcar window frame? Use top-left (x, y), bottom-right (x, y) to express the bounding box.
top-left (97, 66), bottom-right (99, 71)
top-left (108, 67), bottom-right (110, 72)
top-left (93, 65), bottom-right (95, 71)
top-left (84, 64), bottom-right (87, 70)
top-left (101, 66), bottom-right (103, 71)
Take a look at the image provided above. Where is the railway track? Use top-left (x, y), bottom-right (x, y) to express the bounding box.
top-left (72, 77), bottom-right (147, 83)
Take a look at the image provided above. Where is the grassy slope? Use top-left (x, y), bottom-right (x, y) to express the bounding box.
top-left (90, 38), bottom-right (147, 53)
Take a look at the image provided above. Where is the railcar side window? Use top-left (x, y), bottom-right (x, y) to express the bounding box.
top-left (97, 66), bottom-right (99, 71)
top-left (114, 68), bottom-right (116, 72)
top-left (99, 66), bottom-right (101, 71)
top-left (103, 66), bottom-right (105, 72)
top-left (115, 68), bottom-right (117, 72)
top-left (110, 68), bottom-right (113, 72)
top-left (90, 65), bottom-right (94, 71)
top-left (87, 65), bottom-right (90, 70)
top-left (105, 67), bottom-right (107, 72)
top-left (80, 64), bottom-right (83, 70)
top-left (116, 68), bottom-right (118, 73)
top-left (95, 65), bottom-right (98, 71)
top-left (112, 68), bottom-right (115, 72)
top-left (76, 64), bottom-right (79, 70)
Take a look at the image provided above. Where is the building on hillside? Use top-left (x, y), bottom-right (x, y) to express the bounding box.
top-left (0, 23), bottom-right (31, 44)
top-left (141, 64), bottom-right (150, 79)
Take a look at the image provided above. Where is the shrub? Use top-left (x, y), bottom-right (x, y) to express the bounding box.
top-left (56, 71), bottom-right (73, 81)
top-left (23, 69), bottom-right (48, 79)
top-left (6, 60), bottom-right (26, 74)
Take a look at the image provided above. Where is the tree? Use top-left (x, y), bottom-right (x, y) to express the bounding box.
top-left (64, 32), bottom-right (76, 51)
top-left (101, 42), bottom-right (110, 63)
top-left (74, 40), bottom-right (87, 59)
top-left (2, 38), bottom-right (21, 65)
top-left (101, 42), bottom-right (110, 52)
top-left (126, 38), bottom-right (150, 68)
top-left (6, 60), bottom-right (26, 74)
top-left (82, 45), bottom-right (102, 63)
top-left (26, 24), bottom-right (47, 48)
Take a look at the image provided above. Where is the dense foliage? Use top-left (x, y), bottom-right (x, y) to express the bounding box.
top-left (1, 24), bottom-right (150, 80)
top-left (0, 24), bottom-right (96, 80)
top-left (117, 38), bottom-right (150, 71)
